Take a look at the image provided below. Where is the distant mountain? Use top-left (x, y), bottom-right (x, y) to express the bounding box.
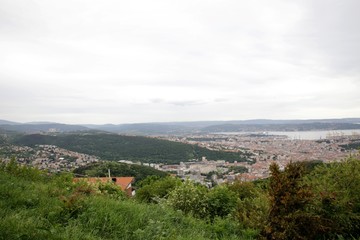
top-left (84, 118), bottom-right (360, 135)
top-left (25, 121), bottom-right (60, 125)
top-left (0, 123), bottom-right (91, 133)
top-left (0, 119), bottom-right (21, 125)
top-left (84, 123), bottom-right (197, 135)
top-left (2, 118), bottom-right (360, 135)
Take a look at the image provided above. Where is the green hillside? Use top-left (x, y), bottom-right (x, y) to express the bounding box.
top-left (13, 133), bottom-right (252, 164)
top-left (0, 159), bottom-right (254, 240)
top-left (74, 161), bottom-right (168, 185)
top-left (3, 155), bottom-right (360, 239)
top-left (2, 155), bottom-right (360, 239)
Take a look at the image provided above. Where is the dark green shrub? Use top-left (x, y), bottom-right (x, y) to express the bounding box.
top-left (167, 180), bottom-right (209, 218)
top-left (136, 176), bottom-right (181, 203)
top-left (261, 162), bottom-right (318, 240)
top-left (306, 156), bottom-right (360, 239)
top-left (206, 185), bottom-right (238, 221)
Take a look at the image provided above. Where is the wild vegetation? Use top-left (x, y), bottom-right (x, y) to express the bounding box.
top-left (2, 153), bottom-right (360, 239)
top-left (12, 133), bottom-right (252, 163)
top-left (73, 161), bottom-right (169, 185)
top-left (0, 158), bottom-right (253, 240)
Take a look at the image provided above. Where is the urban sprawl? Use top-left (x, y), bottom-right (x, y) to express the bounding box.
top-left (1, 133), bottom-right (359, 186)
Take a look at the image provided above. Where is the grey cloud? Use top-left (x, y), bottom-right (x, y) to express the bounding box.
top-left (0, 0), bottom-right (359, 124)
top-left (293, 0), bottom-right (360, 74)
top-left (214, 98), bottom-right (229, 103)
top-left (169, 100), bottom-right (206, 107)
top-left (150, 98), bottom-right (164, 104)
top-left (149, 98), bottom-right (206, 107)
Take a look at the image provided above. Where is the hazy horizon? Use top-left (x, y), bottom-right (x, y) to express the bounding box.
top-left (1, 117), bottom-right (360, 126)
top-left (1, 0), bottom-right (360, 124)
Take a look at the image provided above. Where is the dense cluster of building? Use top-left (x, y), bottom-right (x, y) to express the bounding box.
top-left (1, 133), bottom-right (359, 186)
top-left (159, 133), bottom-right (360, 183)
top-left (0, 144), bottom-right (99, 172)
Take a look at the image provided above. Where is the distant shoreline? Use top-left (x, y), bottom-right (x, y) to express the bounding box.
top-left (213, 129), bottom-right (360, 140)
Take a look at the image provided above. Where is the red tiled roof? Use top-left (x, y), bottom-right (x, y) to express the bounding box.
top-left (73, 177), bottom-right (134, 191)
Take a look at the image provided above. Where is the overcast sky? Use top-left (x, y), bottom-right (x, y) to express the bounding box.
top-left (1, 0), bottom-right (359, 124)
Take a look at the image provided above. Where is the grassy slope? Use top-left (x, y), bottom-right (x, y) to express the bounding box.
top-left (0, 163), bottom-right (253, 240)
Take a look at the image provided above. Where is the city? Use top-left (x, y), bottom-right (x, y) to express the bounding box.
top-left (2, 132), bottom-right (359, 186)
top-left (159, 133), bottom-right (360, 183)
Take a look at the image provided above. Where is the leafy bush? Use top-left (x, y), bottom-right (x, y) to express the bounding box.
top-left (206, 185), bottom-right (238, 221)
top-left (305, 156), bottom-right (360, 239)
top-left (227, 181), bottom-right (269, 229)
top-left (167, 180), bottom-right (209, 218)
top-left (136, 176), bottom-right (182, 203)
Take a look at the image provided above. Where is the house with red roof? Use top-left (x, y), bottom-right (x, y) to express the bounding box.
top-left (73, 177), bottom-right (135, 196)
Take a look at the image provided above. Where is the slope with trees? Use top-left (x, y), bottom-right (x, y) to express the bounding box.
top-left (12, 133), bottom-right (252, 164)
top-left (73, 161), bottom-right (169, 185)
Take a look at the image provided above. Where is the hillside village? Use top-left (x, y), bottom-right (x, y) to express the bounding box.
top-left (0, 144), bottom-right (99, 172)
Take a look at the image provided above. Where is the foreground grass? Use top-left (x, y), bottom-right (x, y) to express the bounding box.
top-left (0, 163), bottom-right (256, 240)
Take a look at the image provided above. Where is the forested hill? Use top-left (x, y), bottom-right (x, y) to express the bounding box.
top-left (13, 133), bottom-right (252, 164)
top-left (73, 162), bottom-right (168, 185)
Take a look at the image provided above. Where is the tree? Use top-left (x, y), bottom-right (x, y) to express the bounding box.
top-left (167, 180), bottom-right (208, 218)
top-left (135, 176), bottom-right (181, 203)
top-left (207, 185), bottom-right (238, 221)
top-left (262, 162), bottom-right (317, 240)
top-left (306, 155), bottom-right (360, 238)
top-left (228, 181), bottom-right (269, 229)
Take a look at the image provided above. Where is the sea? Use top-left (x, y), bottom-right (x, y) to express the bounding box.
top-left (215, 129), bottom-right (360, 140)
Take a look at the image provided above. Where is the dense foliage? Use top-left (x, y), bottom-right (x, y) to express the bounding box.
top-left (135, 156), bottom-right (360, 240)
top-left (137, 175), bottom-right (265, 228)
top-left (340, 141), bottom-right (360, 150)
top-left (262, 162), bottom-right (316, 239)
top-left (261, 157), bottom-right (360, 240)
top-left (305, 157), bottom-right (360, 238)
top-left (135, 176), bottom-right (182, 203)
top-left (13, 133), bottom-right (252, 163)
top-left (0, 159), bottom-right (255, 240)
top-left (2, 154), bottom-right (360, 240)
top-left (73, 161), bottom-right (168, 185)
